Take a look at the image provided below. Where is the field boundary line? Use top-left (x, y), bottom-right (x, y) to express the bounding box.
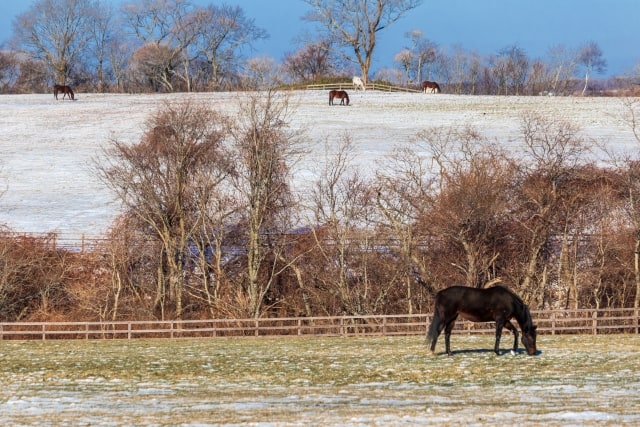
top-left (1, 309), bottom-right (638, 340)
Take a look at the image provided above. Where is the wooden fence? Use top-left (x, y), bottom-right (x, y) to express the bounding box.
top-left (305, 82), bottom-right (422, 93)
top-left (0, 309), bottom-right (638, 341)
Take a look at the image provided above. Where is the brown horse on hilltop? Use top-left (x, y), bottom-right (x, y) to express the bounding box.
top-left (54, 84), bottom-right (75, 100)
top-left (329, 90), bottom-right (349, 106)
top-left (421, 81), bottom-right (441, 93)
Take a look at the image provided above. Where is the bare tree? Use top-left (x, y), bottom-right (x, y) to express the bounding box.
top-left (97, 101), bottom-right (232, 319)
top-left (12, 0), bottom-right (96, 84)
top-left (515, 112), bottom-right (589, 307)
top-left (303, 0), bottom-right (422, 83)
top-left (492, 45), bottom-right (529, 95)
top-left (195, 4), bottom-right (268, 90)
top-left (393, 49), bottom-right (413, 84)
top-left (376, 144), bottom-right (437, 313)
top-left (243, 56), bottom-right (280, 89)
top-left (578, 41), bottom-right (607, 96)
top-left (405, 29), bottom-right (437, 83)
top-left (608, 98), bottom-right (640, 309)
top-left (308, 136), bottom-right (382, 315)
top-left (527, 59), bottom-right (550, 96)
top-left (0, 51), bottom-right (20, 93)
top-left (106, 34), bottom-right (132, 91)
top-left (121, 0), bottom-right (189, 45)
top-left (418, 126), bottom-right (513, 287)
top-left (283, 39), bottom-right (337, 82)
top-left (170, 6), bottom-right (205, 92)
top-left (0, 232), bottom-right (74, 321)
top-left (444, 45), bottom-right (482, 94)
top-left (229, 91), bottom-right (303, 318)
top-left (129, 43), bottom-right (179, 92)
top-left (546, 44), bottom-right (578, 95)
top-left (87, 1), bottom-right (115, 91)
top-left (121, 0), bottom-right (194, 91)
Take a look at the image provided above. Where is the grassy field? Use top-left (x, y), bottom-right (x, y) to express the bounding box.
top-left (1, 334), bottom-right (640, 426)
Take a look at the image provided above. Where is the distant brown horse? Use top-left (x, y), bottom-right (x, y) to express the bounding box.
top-left (54, 84), bottom-right (75, 100)
top-left (421, 81), bottom-right (441, 94)
top-left (329, 90), bottom-right (349, 106)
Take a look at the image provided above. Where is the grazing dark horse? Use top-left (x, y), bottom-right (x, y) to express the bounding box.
top-left (427, 285), bottom-right (537, 356)
top-left (329, 90), bottom-right (349, 106)
top-left (421, 81), bottom-right (441, 93)
top-left (54, 84), bottom-right (75, 100)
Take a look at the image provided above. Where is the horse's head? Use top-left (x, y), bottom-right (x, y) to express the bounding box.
top-left (521, 325), bottom-right (537, 355)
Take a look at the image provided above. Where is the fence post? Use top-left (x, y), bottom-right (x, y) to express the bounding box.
top-left (128, 322), bottom-right (132, 340)
top-left (425, 315), bottom-right (430, 338)
top-left (297, 319), bottom-right (302, 336)
top-left (592, 310), bottom-right (598, 335)
top-left (42, 324), bottom-right (46, 341)
top-left (551, 312), bottom-right (556, 335)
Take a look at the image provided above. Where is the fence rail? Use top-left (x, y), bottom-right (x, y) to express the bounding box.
top-left (305, 82), bottom-right (422, 93)
top-left (0, 309), bottom-right (638, 341)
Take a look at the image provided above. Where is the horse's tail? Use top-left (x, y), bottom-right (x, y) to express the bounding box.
top-left (68, 87), bottom-right (75, 100)
top-left (345, 92), bottom-right (350, 105)
top-left (435, 83), bottom-right (441, 93)
top-left (426, 309), bottom-right (441, 343)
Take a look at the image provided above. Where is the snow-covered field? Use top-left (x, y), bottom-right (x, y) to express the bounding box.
top-left (1, 335), bottom-right (640, 425)
top-left (0, 91), bottom-right (635, 236)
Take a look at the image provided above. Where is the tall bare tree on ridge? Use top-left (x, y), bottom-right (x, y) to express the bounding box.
top-left (303, 0), bottom-right (422, 84)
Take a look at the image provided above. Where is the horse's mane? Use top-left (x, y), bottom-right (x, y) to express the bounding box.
top-left (492, 284), bottom-right (533, 329)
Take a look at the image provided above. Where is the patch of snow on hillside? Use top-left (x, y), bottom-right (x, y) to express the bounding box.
top-left (0, 92), bottom-right (634, 236)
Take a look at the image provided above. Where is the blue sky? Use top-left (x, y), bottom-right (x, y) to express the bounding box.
top-left (1, 0), bottom-right (638, 77)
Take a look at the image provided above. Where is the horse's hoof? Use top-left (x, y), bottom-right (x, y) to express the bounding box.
top-left (510, 350), bottom-right (517, 356)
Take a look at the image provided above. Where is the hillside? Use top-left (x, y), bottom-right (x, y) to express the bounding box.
top-left (0, 91), bottom-right (634, 236)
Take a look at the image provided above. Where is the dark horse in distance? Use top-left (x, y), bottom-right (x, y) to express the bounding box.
top-left (427, 285), bottom-right (537, 356)
top-left (54, 84), bottom-right (75, 100)
top-left (329, 90), bottom-right (349, 106)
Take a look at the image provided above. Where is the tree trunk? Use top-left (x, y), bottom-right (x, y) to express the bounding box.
top-left (582, 68), bottom-right (590, 96)
top-left (634, 237), bottom-right (640, 309)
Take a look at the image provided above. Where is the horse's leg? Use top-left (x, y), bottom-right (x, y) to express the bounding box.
top-left (503, 321), bottom-right (519, 355)
top-left (494, 320), bottom-right (506, 355)
top-left (444, 317), bottom-right (457, 356)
